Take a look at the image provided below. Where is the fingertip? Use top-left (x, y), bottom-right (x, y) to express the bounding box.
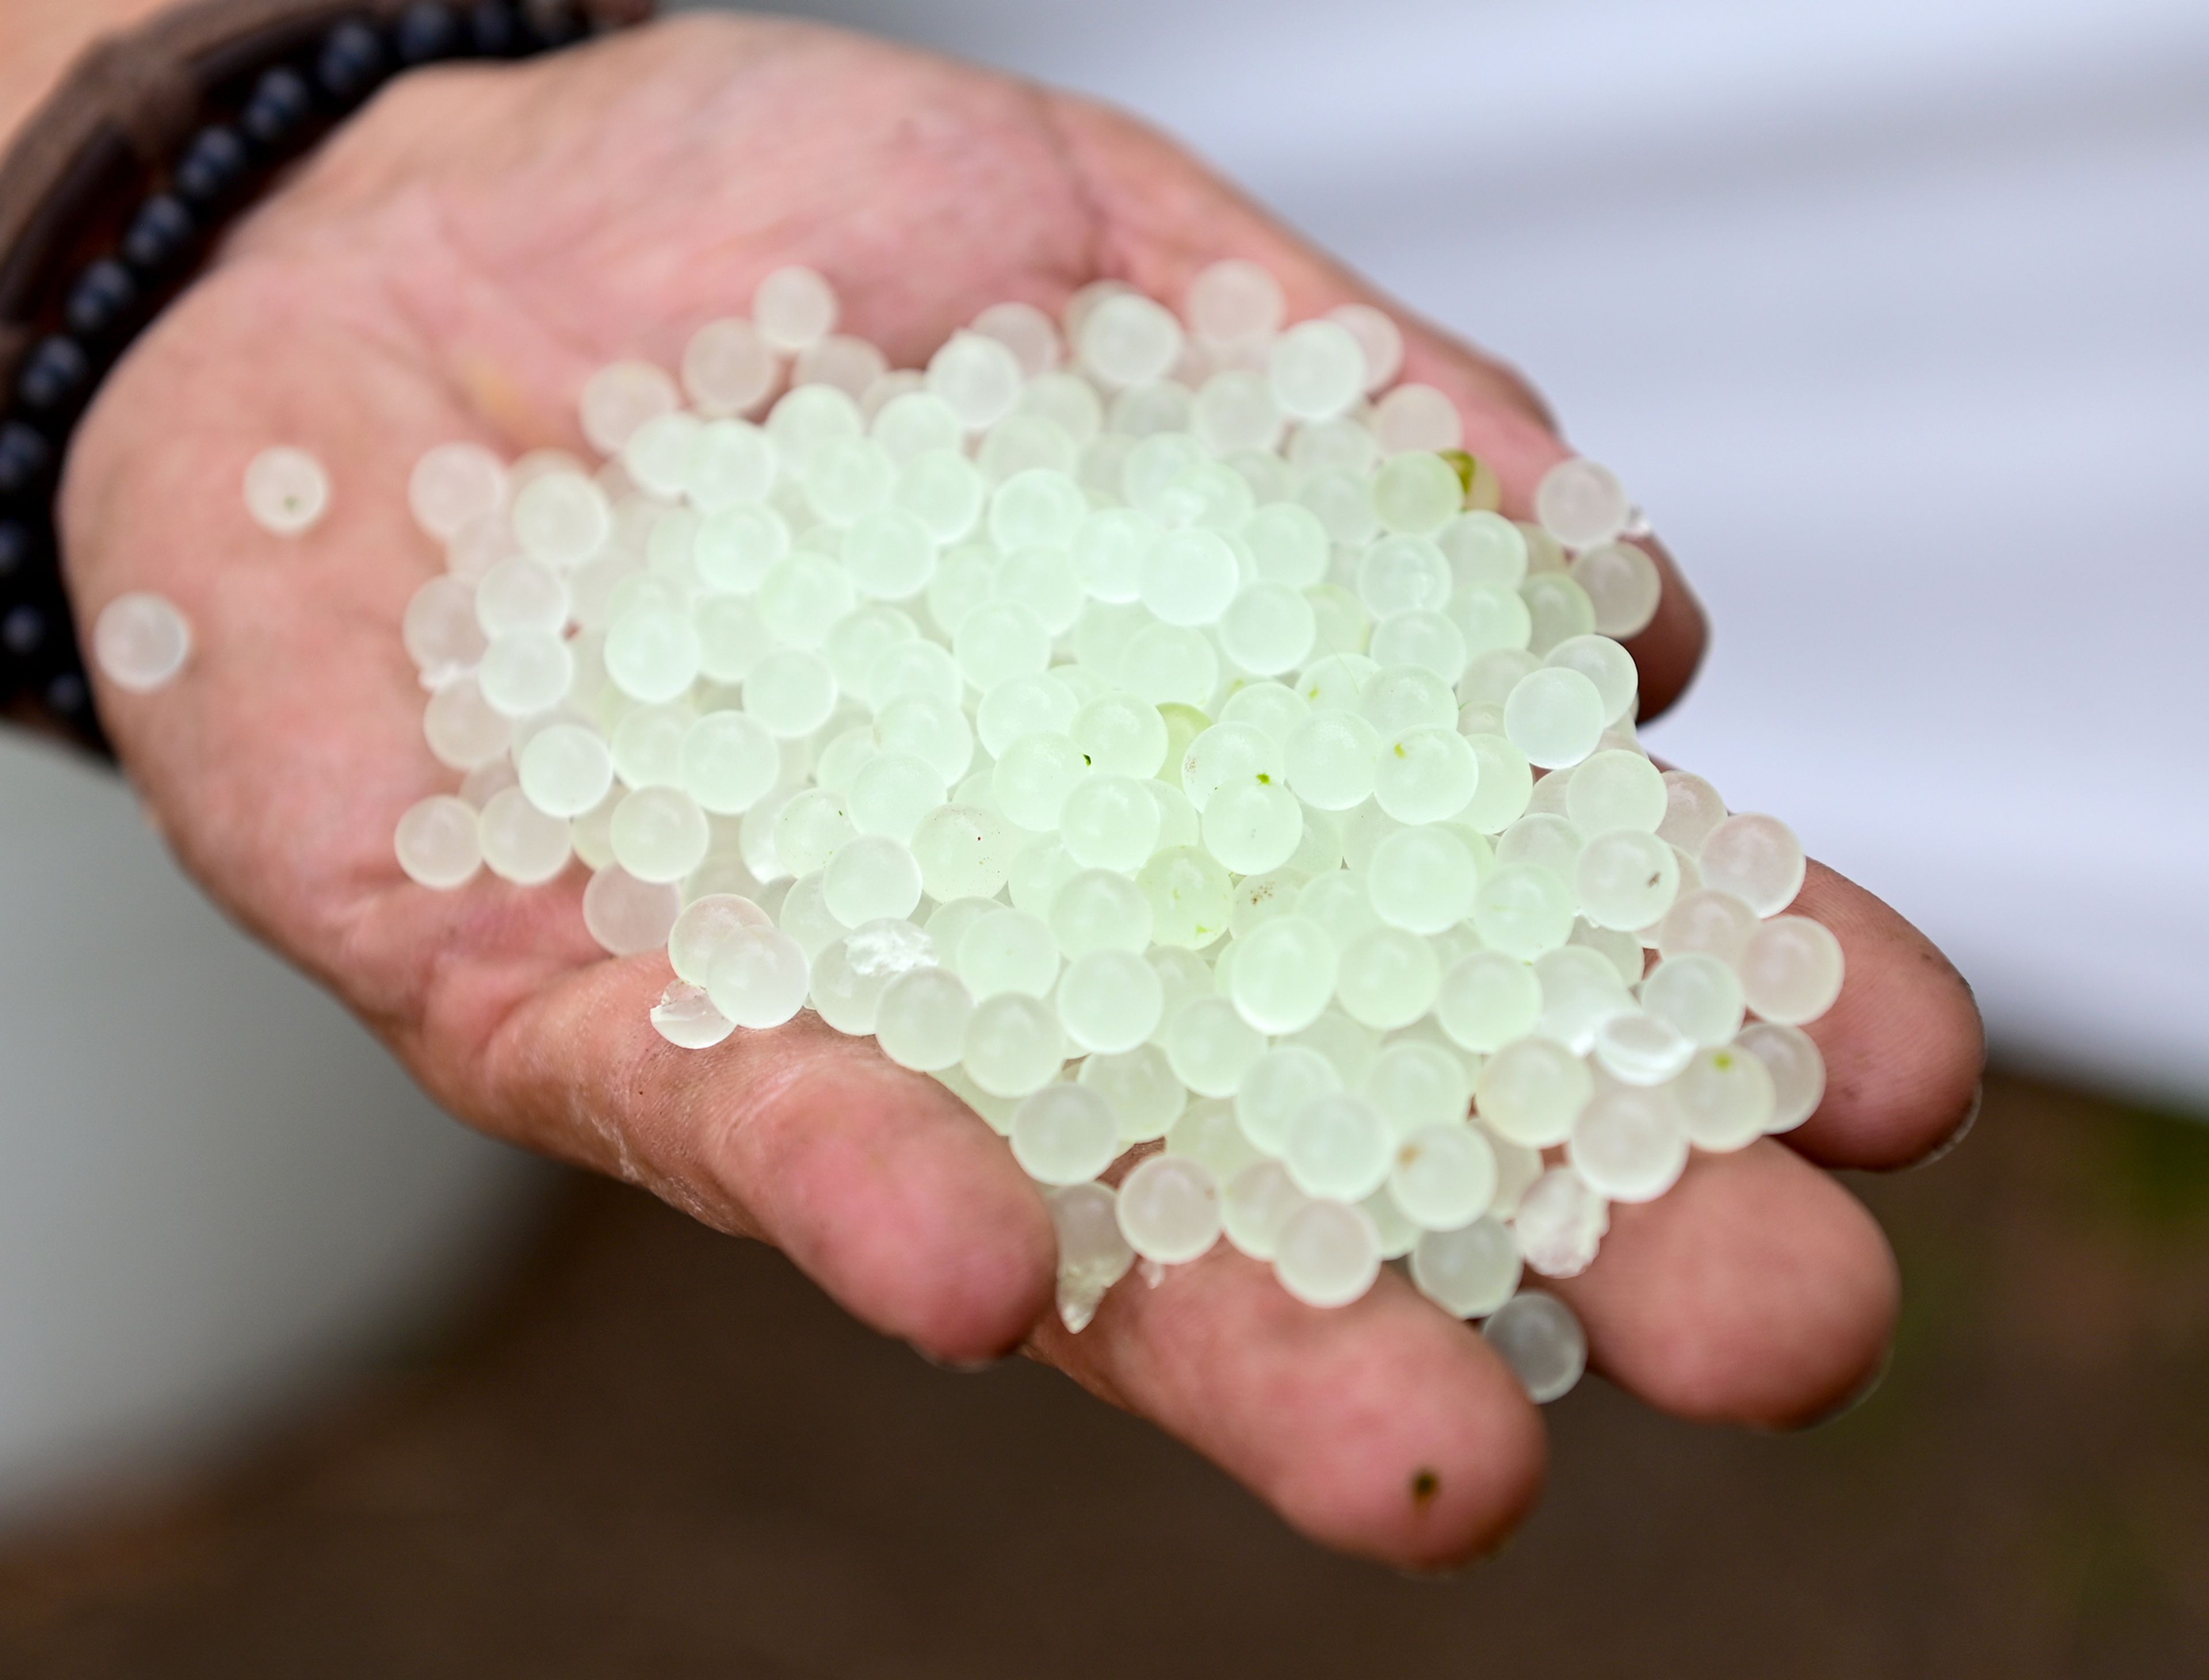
top-left (1786, 864), bottom-right (1989, 1171)
top-left (1557, 1145), bottom-right (1900, 1430)
top-left (711, 1037), bottom-right (1057, 1364)
top-left (1048, 1258), bottom-right (1549, 1570)
top-left (1281, 1320), bottom-right (1550, 1572)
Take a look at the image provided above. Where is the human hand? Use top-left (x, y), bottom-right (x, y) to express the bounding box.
top-left (59, 13), bottom-right (1984, 1567)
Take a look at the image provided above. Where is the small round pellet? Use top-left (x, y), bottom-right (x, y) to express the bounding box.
top-left (1389, 1123), bottom-right (1499, 1230)
top-left (1533, 458), bottom-right (1630, 550)
top-left (93, 592), bottom-right (192, 692)
top-left (1593, 1009), bottom-right (1695, 1086)
top-left (1267, 321), bottom-right (1365, 422)
top-left (1483, 1291), bottom-right (1587, 1403)
top-left (1335, 926), bottom-right (1442, 1030)
top-left (1569, 1084), bottom-right (1688, 1203)
top-left (1285, 1091), bottom-right (1392, 1201)
top-left (1737, 915), bottom-right (1847, 1025)
top-left (580, 361), bottom-right (678, 454)
top-left (754, 265), bottom-right (839, 352)
top-left (395, 794), bottom-right (482, 889)
top-left (1011, 1083), bottom-right (1121, 1186)
top-left (243, 446), bottom-right (330, 536)
top-left (518, 722), bottom-right (614, 817)
top-left (1057, 948), bottom-right (1164, 1054)
top-left (1226, 914), bottom-right (1339, 1036)
top-left (1362, 1041), bottom-right (1474, 1141)
top-left (1081, 1043), bottom-right (1188, 1142)
top-left (873, 964), bottom-right (974, 1072)
top-left (1657, 887), bottom-right (1760, 965)
top-left (479, 787), bottom-right (572, 885)
top-left (683, 319), bottom-right (777, 416)
top-left (963, 992), bottom-right (1066, 1098)
top-left (1273, 1198), bottom-right (1381, 1307)
top-left (669, 893), bottom-right (774, 987)
top-left (1699, 813), bottom-right (1807, 916)
top-left (606, 785), bottom-right (708, 884)
top-left (1512, 1167), bottom-right (1607, 1279)
top-left (1476, 1037), bottom-right (1591, 1148)
top-left (1671, 1043), bottom-right (1778, 1151)
top-left (1736, 1022), bottom-right (1828, 1133)
top-left (705, 924), bottom-right (811, 1028)
top-left (1117, 1152), bottom-right (1222, 1265)
top-left (1504, 666), bottom-right (1605, 770)
top-left (1411, 1217), bottom-right (1521, 1319)
top-left (1642, 952), bottom-right (1748, 1047)
top-left (1576, 829), bottom-right (1680, 932)
top-left (1435, 950), bottom-right (1542, 1053)
top-left (1570, 541), bottom-right (1662, 638)
top-left (409, 442), bottom-right (506, 541)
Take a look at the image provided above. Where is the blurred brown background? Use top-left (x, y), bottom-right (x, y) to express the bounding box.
top-left (2, 1071), bottom-right (2204, 1679)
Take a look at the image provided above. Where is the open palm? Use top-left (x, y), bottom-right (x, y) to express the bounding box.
top-left (59, 13), bottom-right (1983, 1567)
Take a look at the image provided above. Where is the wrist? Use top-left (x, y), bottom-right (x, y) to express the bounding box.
top-left (0, 0), bottom-right (179, 150)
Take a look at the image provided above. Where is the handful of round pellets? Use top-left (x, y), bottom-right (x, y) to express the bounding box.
top-left (104, 262), bottom-right (1845, 1407)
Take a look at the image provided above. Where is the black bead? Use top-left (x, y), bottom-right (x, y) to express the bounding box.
top-left (469, 0), bottom-right (523, 56)
top-left (44, 668), bottom-right (91, 722)
top-left (64, 259), bottom-right (139, 342)
top-left (16, 337), bottom-right (91, 419)
top-left (239, 66), bottom-right (315, 152)
top-left (173, 125), bottom-right (251, 208)
top-left (120, 194), bottom-right (197, 276)
top-left (397, 2), bottom-right (465, 65)
top-left (318, 20), bottom-right (392, 107)
top-left (0, 519), bottom-right (35, 580)
top-left (0, 423), bottom-right (54, 502)
top-left (522, 0), bottom-right (587, 50)
top-left (2, 603), bottom-right (47, 659)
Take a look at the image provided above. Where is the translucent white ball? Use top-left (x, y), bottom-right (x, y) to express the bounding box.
top-left (1476, 1036), bottom-right (1591, 1148)
top-left (1533, 458), bottom-right (1630, 550)
top-left (1226, 914), bottom-right (1339, 1035)
top-left (1411, 1217), bottom-right (1522, 1319)
top-left (1736, 1021), bottom-right (1827, 1133)
top-left (395, 794), bottom-right (483, 889)
top-left (1569, 1084), bottom-right (1688, 1203)
top-left (706, 925), bottom-right (811, 1029)
top-left (1737, 915), bottom-right (1846, 1025)
top-left (1117, 1153), bottom-right (1222, 1265)
top-left (1273, 1199), bottom-right (1382, 1308)
top-left (1267, 321), bottom-right (1366, 422)
top-left (1504, 667), bottom-right (1606, 770)
top-left (753, 265), bottom-right (839, 352)
top-left (93, 592), bottom-right (192, 693)
top-left (1011, 1084), bottom-right (1120, 1187)
top-left (1483, 1291), bottom-right (1587, 1403)
top-left (1389, 1123), bottom-right (1499, 1230)
top-left (1699, 813), bottom-right (1808, 917)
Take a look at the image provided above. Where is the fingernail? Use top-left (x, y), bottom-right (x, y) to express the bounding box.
top-left (1917, 1080), bottom-right (1984, 1170)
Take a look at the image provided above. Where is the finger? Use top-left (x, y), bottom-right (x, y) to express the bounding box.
top-left (393, 931), bottom-right (1058, 1365)
top-left (1549, 1140), bottom-right (1897, 1428)
top-left (1042, 93), bottom-right (1709, 718)
top-left (1776, 861), bottom-right (1986, 1172)
top-left (1033, 1247), bottom-right (1546, 1570)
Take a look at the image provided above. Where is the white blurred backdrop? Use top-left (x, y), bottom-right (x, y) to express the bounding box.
top-left (709, 0), bottom-right (2209, 1104)
top-left (0, 738), bottom-right (545, 1529)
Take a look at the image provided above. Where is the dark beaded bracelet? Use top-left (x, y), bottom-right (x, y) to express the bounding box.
top-left (0, 0), bottom-right (653, 758)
